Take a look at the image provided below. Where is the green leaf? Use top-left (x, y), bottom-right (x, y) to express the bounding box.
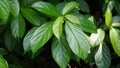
top-left (95, 43), bottom-right (111, 68)
top-left (23, 27), bottom-right (37, 53)
top-left (65, 14), bottom-right (79, 24)
top-left (0, 56), bottom-right (8, 68)
top-left (53, 16), bottom-right (64, 40)
top-left (56, 2), bottom-right (65, 15)
top-left (105, 8), bottom-right (112, 28)
top-left (62, 2), bottom-right (79, 15)
top-left (19, 0), bottom-right (39, 8)
top-left (112, 16), bottom-right (120, 27)
top-left (0, 0), bottom-right (10, 22)
top-left (71, 53), bottom-right (80, 64)
top-left (52, 33), bottom-right (71, 68)
top-left (110, 27), bottom-right (120, 56)
top-left (11, 14), bottom-right (26, 38)
top-left (32, 1), bottom-right (60, 17)
top-left (0, 48), bottom-right (8, 56)
top-left (115, 0), bottom-right (120, 15)
top-left (75, 0), bottom-right (90, 13)
top-left (90, 29), bottom-right (105, 48)
top-left (4, 29), bottom-right (17, 52)
top-left (65, 21), bottom-right (90, 60)
top-left (30, 22), bottom-right (53, 55)
top-left (66, 14), bottom-right (97, 33)
top-left (21, 8), bottom-right (41, 26)
top-left (9, 0), bottom-right (19, 17)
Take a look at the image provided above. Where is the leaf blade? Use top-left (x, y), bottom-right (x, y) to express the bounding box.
top-left (105, 8), bottom-right (112, 28)
top-left (32, 1), bottom-right (60, 17)
top-left (65, 21), bottom-right (90, 60)
top-left (23, 27), bottom-right (37, 53)
top-left (95, 43), bottom-right (111, 68)
top-left (0, 0), bottom-right (10, 22)
top-left (9, 0), bottom-right (19, 17)
top-left (66, 14), bottom-right (97, 33)
top-left (110, 27), bottom-right (120, 56)
top-left (52, 33), bottom-right (71, 68)
top-left (0, 56), bottom-right (8, 68)
top-left (21, 8), bottom-right (41, 26)
top-left (62, 2), bottom-right (79, 15)
top-left (11, 14), bottom-right (26, 38)
top-left (30, 22), bottom-right (53, 55)
top-left (53, 16), bottom-right (64, 40)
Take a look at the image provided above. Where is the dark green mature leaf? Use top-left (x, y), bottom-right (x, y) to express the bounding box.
top-left (4, 29), bottom-right (17, 52)
top-left (0, 0), bottom-right (10, 22)
top-left (71, 53), bottom-right (80, 64)
top-left (11, 14), bottom-right (26, 38)
top-left (0, 48), bottom-right (8, 56)
top-left (0, 56), bottom-right (8, 68)
top-left (105, 8), bottom-right (112, 28)
top-left (21, 8), bottom-right (41, 26)
top-left (112, 16), bottom-right (120, 27)
top-left (53, 16), bottom-right (64, 40)
top-left (66, 14), bottom-right (97, 33)
top-left (23, 27), bottom-right (37, 53)
top-left (56, 2), bottom-right (65, 15)
top-left (62, 2), bottom-right (79, 15)
top-left (30, 22), bottom-right (53, 55)
top-left (110, 27), bottom-right (120, 56)
top-left (115, 0), bottom-right (120, 15)
top-left (90, 29), bottom-right (105, 48)
top-left (87, 48), bottom-right (95, 64)
top-left (95, 43), bottom-right (111, 68)
top-left (19, 0), bottom-right (39, 8)
top-left (52, 33), bottom-right (71, 68)
top-left (65, 21), bottom-right (90, 60)
top-left (32, 1), bottom-right (60, 17)
top-left (9, 0), bottom-right (19, 17)
top-left (75, 0), bottom-right (90, 13)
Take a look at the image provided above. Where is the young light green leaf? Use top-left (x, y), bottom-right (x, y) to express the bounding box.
top-left (4, 29), bottom-right (17, 52)
top-left (75, 0), bottom-right (90, 13)
top-left (67, 14), bottom-right (97, 33)
top-left (21, 8), bottom-right (41, 26)
top-left (9, 0), bottom-right (19, 17)
top-left (32, 1), bottom-right (60, 17)
top-left (53, 16), bottom-right (64, 40)
top-left (112, 16), bottom-right (120, 27)
top-left (0, 0), bottom-right (10, 22)
top-left (23, 27), bottom-right (37, 53)
top-left (0, 56), bottom-right (8, 68)
top-left (95, 43), bottom-right (111, 68)
top-left (105, 8), bottom-right (112, 28)
top-left (90, 29), bottom-right (105, 48)
top-left (52, 33), bottom-right (71, 68)
top-left (65, 21), bottom-right (90, 60)
top-left (30, 22), bottom-right (53, 55)
top-left (110, 27), bottom-right (120, 56)
top-left (65, 14), bottom-right (79, 24)
top-left (11, 14), bottom-right (26, 38)
top-left (62, 2), bottom-right (79, 15)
